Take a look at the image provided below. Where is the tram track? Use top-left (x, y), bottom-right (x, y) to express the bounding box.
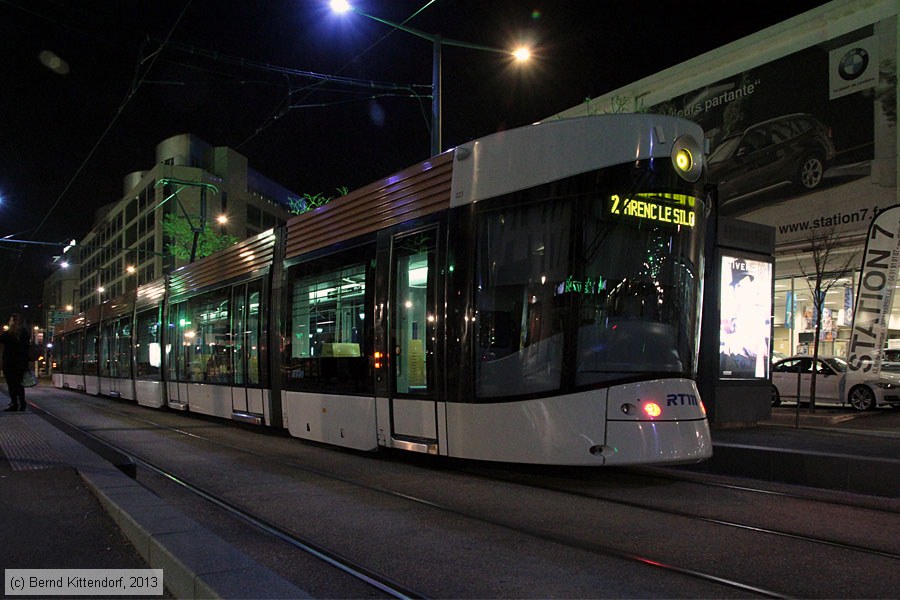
top-left (64, 392), bottom-right (900, 554)
top-left (33, 390), bottom-right (900, 598)
top-left (452, 463), bottom-right (900, 561)
top-left (32, 400), bottom-right (423, 600)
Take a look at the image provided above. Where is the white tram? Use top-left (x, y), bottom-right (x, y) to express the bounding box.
top-left (54, 114), bottom-right (713, 466)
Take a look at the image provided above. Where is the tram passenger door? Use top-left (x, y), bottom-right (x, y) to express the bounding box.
top-left (389, 228), bottom-right (440, 452)
top-left (166, 302), bottom-right (188, 409)
top-left (231, 280), bottom-right (264, 418)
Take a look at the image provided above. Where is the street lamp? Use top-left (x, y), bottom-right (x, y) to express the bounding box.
top-left (59, 261), bottom-right (134, 312)
top-left (330, 1), bottom-right (531, 157)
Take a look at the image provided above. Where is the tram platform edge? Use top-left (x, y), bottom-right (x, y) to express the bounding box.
top-left (0, 390), bottom-right (312, 600)
top-left (674, 407), bottom-right (900, 499)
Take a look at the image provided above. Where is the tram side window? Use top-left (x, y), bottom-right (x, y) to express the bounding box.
top-left (285, 254), bottom-right (371, 395)
top-left (57, 335), bottom-right (67, 374)
top-left (100, 321), bottom-right (114, 377)
top-left (64, 333), bottom-right (83, 374)
top-left (116, 318), bottom-right (133, 379)
top-left (135, 308), bottom-right (161, 380)
top-left (178, 289), bottom-right (232, 383)
top-left (475, 199), bottom-right (572, 398)
top-left (84, 326), bottom-right (99, 376)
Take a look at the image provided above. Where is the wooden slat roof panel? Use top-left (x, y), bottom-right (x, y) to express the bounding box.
top-left (285, 153), bottom-right (453, 260)
top-left (169, 230), bottom-right (276, 297)
top-left (135, 278), bottom-right (167, 310)
top-left (100, 290), bottom-right (136, 320)
top-left (56, 315), bottom-right (85, 336)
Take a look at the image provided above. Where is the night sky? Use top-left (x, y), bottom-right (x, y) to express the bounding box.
top-left (0, 0), bottom-right (829, 316)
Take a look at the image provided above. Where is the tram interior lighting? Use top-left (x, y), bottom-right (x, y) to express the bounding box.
top-left (409, 265), bottom-right (428, 287)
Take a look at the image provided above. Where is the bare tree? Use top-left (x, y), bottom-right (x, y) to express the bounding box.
top-left (794, 225), bottom-right (859, 417)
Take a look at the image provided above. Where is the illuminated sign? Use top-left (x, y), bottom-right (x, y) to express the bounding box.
top-left (609, 193), bottom-right (698, 227)
top-left (556, 275), bottom-right (606, 296)
top-left (719, 255), bottom-right (773, 379)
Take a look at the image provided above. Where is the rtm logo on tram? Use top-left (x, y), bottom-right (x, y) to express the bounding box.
top-left (666, 393), bottom-right (699, 406)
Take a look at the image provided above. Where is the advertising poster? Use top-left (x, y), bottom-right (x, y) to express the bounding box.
top-left (719, 255), bottom-right (773, 379)
top-left (647, 22), bottom-right (895, 245)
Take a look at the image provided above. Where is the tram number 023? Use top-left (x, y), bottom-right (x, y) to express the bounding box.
top-left (609, 194), bottom-right (697, 228)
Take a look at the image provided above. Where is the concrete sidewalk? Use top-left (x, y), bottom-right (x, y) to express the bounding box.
top-left (691, 406), bottom-right (900, 498)
top-left (0, 405), bottom-right (310, 599)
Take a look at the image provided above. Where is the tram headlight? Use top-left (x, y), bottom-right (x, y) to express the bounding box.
top-left (675, 149), bottom-right (692, 171)
top-left (671, 135), bottom-right (703, 183)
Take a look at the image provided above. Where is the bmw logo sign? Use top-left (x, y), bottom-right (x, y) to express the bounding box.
top-left (838, 47), bottom-right (869, 81)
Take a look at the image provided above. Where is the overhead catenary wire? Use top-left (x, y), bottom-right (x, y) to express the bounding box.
top-left (237, 0), bottom-right (440, 149)
top-left (30, 1), bottom-right (194, 242)
top-left (1, 0), bottom-right (440, 301)
top-left (158, 39), bottom-right (431, 94)
top-left (2, 3), bottom-right (192, 297)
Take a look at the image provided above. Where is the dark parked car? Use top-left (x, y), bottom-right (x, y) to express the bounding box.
top-left (709, 113), bottom-right (835, 206)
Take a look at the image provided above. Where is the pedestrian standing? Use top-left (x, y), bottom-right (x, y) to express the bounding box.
top-left (1, 313), bottom-right (31, 411)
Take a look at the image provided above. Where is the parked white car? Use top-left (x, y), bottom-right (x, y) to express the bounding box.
top-left (771, 355), bottom-right (900, 411)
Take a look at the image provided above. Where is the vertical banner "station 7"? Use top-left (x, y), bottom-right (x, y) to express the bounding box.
top-left (848, 204), bottom-right (900, 377)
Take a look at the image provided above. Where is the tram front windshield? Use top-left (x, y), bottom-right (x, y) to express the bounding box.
top-left (475, 167), bottom-right (705, 399)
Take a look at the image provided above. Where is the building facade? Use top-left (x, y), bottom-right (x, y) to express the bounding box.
top-left (43, 134), bottom-right (297, 317)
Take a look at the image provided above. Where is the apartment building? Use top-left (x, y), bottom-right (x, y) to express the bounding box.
top-left (43, 134), bottom-right (296, 314)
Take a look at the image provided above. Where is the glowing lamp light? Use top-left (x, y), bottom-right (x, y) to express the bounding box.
top-left (330, 0), bottom-right (352, 13)
top-left (512, 47), bottom-right (531, 62)
top-left (643, 402), bottom-right (662, 418)
top-left (671, 135), bottom-right (703, 182)
top-left (675, 148), bottom-right (693, 172)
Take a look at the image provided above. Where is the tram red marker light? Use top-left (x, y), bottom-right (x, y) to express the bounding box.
top-left (643, 402), bottom-right (662, 418)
